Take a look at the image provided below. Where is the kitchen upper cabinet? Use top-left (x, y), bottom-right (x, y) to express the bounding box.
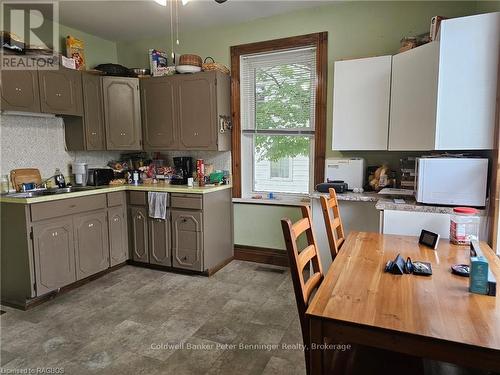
top-left (171, 209), bottom-right (203, 271)
top-left (38, 68), bottom-right (83, 116)
top-left (140, 71), bottom-right (231, 152)
top-left (103, 77), bottom-right (142, 150)
top-left (332, 56), bottom-right (392, 151)
top-left (177, 73), bottom-right (217, 150)
top-left (148, 217), bottom-right (171, 267)
top-left (129, 206), bottom-right (149, 263)
top-left (108, 206), bottom-right (129, 266)
top-left (0, 70), bottom-right (41, 112)
top-left (74, 211), bottom-right (109, 280)
top-left (64, 73), bottom-right (106, 151)
top-left (83, 74), bottom-right (106, 150)
top-left (32, 219), bottom-right (76, 295)
top-left (389, 42), bottom-right (439, 151)
top-left (141, 77), bottom-right (177, 150)
top-left (389, 12), bottom-right (499, 151)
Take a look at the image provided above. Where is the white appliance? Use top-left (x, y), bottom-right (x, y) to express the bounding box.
top-left (72, 162), bottom-right (88, 186)
top-left (324, 158), bottom-right (366, 190)
top-left (415, 157), bottom-right (488, 206)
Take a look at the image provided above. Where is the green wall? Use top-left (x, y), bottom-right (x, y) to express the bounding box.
top-left (116, 1), bottom-right (482, 250)
top-left (59, 24), bottom-right (117, 68)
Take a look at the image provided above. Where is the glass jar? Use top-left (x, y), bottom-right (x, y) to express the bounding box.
top-left (450, 207), bottom-right (480, 245)
top-left (0, 175), bottom-right (9, 193)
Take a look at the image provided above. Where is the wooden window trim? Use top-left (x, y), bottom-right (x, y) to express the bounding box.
top-left (230, 32), bottom-right (328, 198)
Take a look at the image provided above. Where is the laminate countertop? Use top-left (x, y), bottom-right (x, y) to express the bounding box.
top-left (310, 191), bottom-right (487, 215)
top-left (0, 183), bottom-right (232, 204)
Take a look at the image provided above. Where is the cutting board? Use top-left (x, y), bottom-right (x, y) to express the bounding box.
top-left (10, 168), bottom-right (42, 191)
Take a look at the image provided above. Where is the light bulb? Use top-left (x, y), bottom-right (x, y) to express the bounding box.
top-left (154, 0), bottom-right (166, 6)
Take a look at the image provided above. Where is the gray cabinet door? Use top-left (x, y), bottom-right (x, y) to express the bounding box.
top-left (129, 206), bottom-right (149, 263)
top-left (141, 77), bottom-right (177, 150)
top-left (171, 210), bottom-right (203, 271)
top-left (32, 218), bottom-right (76, 295)
top-left (103, 77), bottom-right (142, 150)
top-left (108, 206), bottom-right (129, 266)
top-left (0, 70), bottom-right (41, 112)
top-left (177, 73), bottom-right (217, 150)
top-left (38, 68), bottom-right (83, 115)
top-left (74, 211), bottom-right (109, 280)
top-left (149, 217), bottom-right (171, 266)
top-left (83, 74), bottom-right (105, 150)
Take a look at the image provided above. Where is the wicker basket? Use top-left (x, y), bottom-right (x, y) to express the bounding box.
top-left (178, 54), bottom-right (202, 67)
top-left (202, 57), bottom-right (230, 75)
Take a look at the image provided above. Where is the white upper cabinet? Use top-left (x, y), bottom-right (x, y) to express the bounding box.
top-left (389, 42), bottom-right (439, 151)
top-left (332, 55), bottom-right (392, 150)
top-left (389, 12), bottom-right (500, 151)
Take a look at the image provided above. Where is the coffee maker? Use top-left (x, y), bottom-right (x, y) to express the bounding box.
top-left (172, 157), bottom-right (193, 185)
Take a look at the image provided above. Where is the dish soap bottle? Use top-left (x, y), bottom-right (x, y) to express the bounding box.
top-left (54, 168), bottom-right (66, 188)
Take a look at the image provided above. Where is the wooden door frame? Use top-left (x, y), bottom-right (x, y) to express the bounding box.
top-left (230, 32), bottom-right (328, 198)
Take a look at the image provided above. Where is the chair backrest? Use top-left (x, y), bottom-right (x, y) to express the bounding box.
top-left (320, 188), bottom-right (346, 260)
top-left (281, 205), bottom-right (324, 364)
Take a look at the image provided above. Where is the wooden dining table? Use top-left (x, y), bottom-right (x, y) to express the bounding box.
top-left (306, 231), bottom-right (500, 374)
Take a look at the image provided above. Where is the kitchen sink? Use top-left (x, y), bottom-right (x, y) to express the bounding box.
top-left (3, 186), bottom-right (97, 198)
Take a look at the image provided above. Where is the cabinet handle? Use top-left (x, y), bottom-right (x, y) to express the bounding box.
top-left (137, 216), bottom-right (142, 220)
top-left (91, 132), bottom-right (97, 136)
top-left (55, 93), bottom-right (62, 97)
top-left (182, 218), bottom-right (187, 223)
top-left (194, 132), bottom-right (199, 136)
top-left (52, 231), bottom-right (58, 237)
top-left (182, 256), bottom-right (187, 261)
top-left (120, 132), bottom-right (126, 136)
top-left (15, 87), bottom-right (22, 92)
top-left (88, 223), bottom-right (94, 228)
top-left (114, 217), bottom-right (119, 222)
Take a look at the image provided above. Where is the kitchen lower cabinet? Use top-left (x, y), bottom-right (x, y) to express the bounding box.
top-left (381, 210), bottom-right (488, 240)
top-left (38, 68), bottom-right (83, 116)
top-left (148, 217), bottom-right (171, 266)
top-left (32, 218), bottom-right (76, 295)
top-left (74, 211), bottom-right (109, 280)
top-left (0, 70), bottom-right (41, 112)
top-left (103, 77), bottom-right (142, 150)
top-left (129, 206), bottom-right (149, 263)
top-left (108, 206), bottom-right (129, 266)
top-left (171, 210), bottom-right (203, 271)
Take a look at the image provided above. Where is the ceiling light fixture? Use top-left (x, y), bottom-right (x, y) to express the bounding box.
top-left (154, 0), bottom-right (166, 6)
top-left (181, 0), bottom-right (190, 5)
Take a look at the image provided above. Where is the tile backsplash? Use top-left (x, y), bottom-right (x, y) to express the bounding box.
top-left (0, 114), bottom-right (120, 178)
top-left (0, 114), bottom-right (232, 181)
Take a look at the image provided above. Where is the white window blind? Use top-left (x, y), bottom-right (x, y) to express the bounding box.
top-left (240, 47), bottom-right (317, 196)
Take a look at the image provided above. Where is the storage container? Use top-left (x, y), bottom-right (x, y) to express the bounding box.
top-left (450, 207), bottom-right (480, 245)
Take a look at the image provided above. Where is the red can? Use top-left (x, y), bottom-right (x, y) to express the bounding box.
top-left (196, 159), bottom-right (205, 187)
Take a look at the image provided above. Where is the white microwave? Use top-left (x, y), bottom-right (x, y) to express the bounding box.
top-left (415, 157), bottom-right (488, 207)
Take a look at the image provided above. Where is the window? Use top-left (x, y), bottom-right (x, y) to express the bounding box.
top-left (240, 47), bottom-right (317, 196)
top-left (230, 32), bottom-right (328, 198)
top-left (270, 158), bottom-right (291, 179)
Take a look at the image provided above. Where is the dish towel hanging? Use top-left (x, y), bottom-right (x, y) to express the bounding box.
top-left (148, 192), bottom-right (168, 220)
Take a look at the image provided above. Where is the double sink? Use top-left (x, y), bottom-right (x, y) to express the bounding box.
top-left (5, 186), bottom-right (97, 198)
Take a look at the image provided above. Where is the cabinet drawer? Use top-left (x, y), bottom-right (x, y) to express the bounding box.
top-left (107, 192), bottom-right (125, 207)
top-left (171, 210), bottom-right (203, 232)
top-left (128, 191), bottom-right (147, 206)
top-left (171, 194), bottom-right (202, 210)
top-left (31, 195), bottom-right (106, 222)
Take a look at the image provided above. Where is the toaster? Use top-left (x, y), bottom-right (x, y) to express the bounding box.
top-left (87, 168), bottom-right (115, 186)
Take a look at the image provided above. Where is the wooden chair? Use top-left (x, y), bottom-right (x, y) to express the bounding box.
top-left (281, 205), bottom-right (323, 374)
top-left (320, 188), bottom-right (346, 260)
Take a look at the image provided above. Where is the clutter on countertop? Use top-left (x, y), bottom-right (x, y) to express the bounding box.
top-left (202, 57), bottom-right (230, 75)
top-left (367, 165), bottom-right (396, 192)
top-left (149, 48), bottom-right (169, 76)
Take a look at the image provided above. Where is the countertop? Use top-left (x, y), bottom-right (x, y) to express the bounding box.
top-left (310, 191), bottom-right (487, 216)
top-left (0, 183), bottom-right (232, 204)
